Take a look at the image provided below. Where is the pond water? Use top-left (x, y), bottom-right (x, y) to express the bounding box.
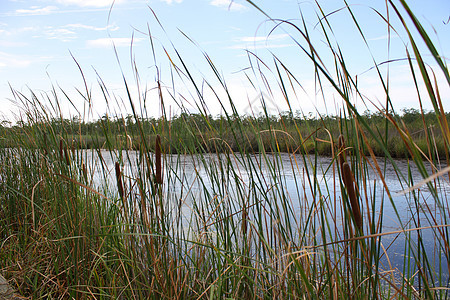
top-left (81, 149), bottom-right (450, 284)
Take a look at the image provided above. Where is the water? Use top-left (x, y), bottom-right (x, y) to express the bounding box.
top-left (80, 149), bottom-right (450, 285)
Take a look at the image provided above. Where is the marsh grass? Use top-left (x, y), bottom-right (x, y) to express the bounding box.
top-left (1, 0), bottom-right (450, 298)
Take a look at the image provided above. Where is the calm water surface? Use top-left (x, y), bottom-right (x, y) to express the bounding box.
top-left (82, 149), bottom-right (450, 280)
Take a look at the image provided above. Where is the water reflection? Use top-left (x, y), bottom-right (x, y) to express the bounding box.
top-left (80, 149), bottom-right (450, 283)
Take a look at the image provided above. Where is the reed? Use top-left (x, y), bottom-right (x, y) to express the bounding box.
top-left (0, 0), bottom-right (449, 298)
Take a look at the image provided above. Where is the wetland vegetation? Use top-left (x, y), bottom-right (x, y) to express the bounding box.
top-left (1, 108), bottom-right (448, 158)
top-left (1, 0), bottom-right (450, 298)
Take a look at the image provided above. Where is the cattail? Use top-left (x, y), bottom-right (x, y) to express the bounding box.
top-left (64, 145), bottom-right (70, 166)
top-left (115, 162), bottom-right (124, 199)
top-left (155, 134), bottom-right (162, 184)
top-left (59, 138), bottom-right (64, 161)
top-left (241, 207), bottom-right (248, 236)
top-left (342, 162), bottom-right (363, 230)
top-left (71, 140), bottom-right (75, 156)
top-left (81, 162), bottom-right (87, 183)
top-left (338, 134), bottom-right (362, 231)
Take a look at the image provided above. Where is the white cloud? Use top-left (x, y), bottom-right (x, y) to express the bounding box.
top-left (6, 4), bottom-right (115, 16)
top-left (86, 37), bottom-right (145, 48)
top-left (368, 34), bottom-right (399, 41)
top-left (55, 0), bottom-right (124, 7)
top-left (160, 0), bottom-right (183, 4)
top-left (230, 34), bottom-right (292, 50)
top-left (0, 41), bottom-right (27, 47)
top-left (43, 27), bottom-right (77, 42)
top-left (237, 34), bottom-right (289, 43)
top-left (25, 23), bottom-right (119, 42)
top-left (0, 52), bottom-right (32, 69)
top-left (210, 0), bottom-right (246, 11)
top-left (65, 23), bottom-right (119, 31)
top-left (18, 27), bottom-right (37, 33)
top-left (229, 43), bottom-right (294, 50)
top-left (15, 6), bottom-right (59, 15)
top-left (0, 25), bottom-right (37, 38)
top-left (229, 26), bottom-right (242, 31)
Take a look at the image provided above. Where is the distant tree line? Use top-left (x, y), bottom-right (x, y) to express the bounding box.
top-left (1, 108), bottom-right (448, 158)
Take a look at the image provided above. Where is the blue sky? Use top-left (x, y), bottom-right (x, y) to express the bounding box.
top-left (0, 0), bottom-right (449, 121)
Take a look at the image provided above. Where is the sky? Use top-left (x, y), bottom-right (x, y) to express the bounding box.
top-left (0, 0), bottom-right (449, 122)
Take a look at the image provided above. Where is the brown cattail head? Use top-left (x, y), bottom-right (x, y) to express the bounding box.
top-left (81, 162), bottom-right (87, 182)
top-left (115, 162), bottom-right (124, 199)
top-left (63, 144), bottom-right (70, 166)
top-left (241, 207), bottom-right (248, 236)
top-left (342, 162), bottom-right (362, 230)
top-left (59, 138), bottom-right (64, 161)
top-left (155, 134), bottom-right (162, 184)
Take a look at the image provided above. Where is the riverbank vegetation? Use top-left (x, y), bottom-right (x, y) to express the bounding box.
top-left (1, 0), bottom-right (450, 298)
top-left (1, 108), bottom-right (449, 158)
